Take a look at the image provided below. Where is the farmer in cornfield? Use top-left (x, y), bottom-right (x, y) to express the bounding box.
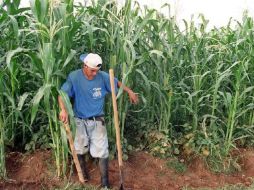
top-left (58, 53), bottom-right (138, 188)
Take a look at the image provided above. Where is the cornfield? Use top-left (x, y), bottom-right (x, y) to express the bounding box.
top-left (0, 0), bottom-right (254, 178)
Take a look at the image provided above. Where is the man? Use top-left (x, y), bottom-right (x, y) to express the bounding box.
top-left (58, 53), bottom-right (138, 188)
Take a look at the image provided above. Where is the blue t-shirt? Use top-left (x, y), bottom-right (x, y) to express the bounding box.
top-left (61, 69), bottom-right (118, 119)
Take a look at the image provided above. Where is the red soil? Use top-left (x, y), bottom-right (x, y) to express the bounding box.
top-left (1, 149), bottom-right (254, 190)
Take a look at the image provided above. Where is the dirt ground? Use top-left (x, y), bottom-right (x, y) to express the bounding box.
top-left (1, 149), bottom-right (254, 190)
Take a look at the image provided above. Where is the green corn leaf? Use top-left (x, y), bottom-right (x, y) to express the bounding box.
top-left (6, 47), bottom-right (29, 73)
top-left (31, 83), bottom-right (52, 125)
top-left (62, 49), bottom-right (76, 69)
top-left (17, 93), bottom-right (29, 111)
top-left (58, 90), bottom-right (76, 137)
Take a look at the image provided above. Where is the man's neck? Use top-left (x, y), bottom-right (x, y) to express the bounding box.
top-left (82, 67), bottom-right (93, 80)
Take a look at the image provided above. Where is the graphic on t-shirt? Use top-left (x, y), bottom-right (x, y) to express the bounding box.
top-left (92, 87), bottom-right (102, 99)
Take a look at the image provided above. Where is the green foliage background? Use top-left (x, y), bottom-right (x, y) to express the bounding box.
top-left (0, 0), bottom-right (254, 178)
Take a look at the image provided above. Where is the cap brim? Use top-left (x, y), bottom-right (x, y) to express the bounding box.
top-left (80, 53), bottom-right (88, 62)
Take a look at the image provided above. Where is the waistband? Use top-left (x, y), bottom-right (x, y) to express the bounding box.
top-left (76, 115), bottom-right (104, 121)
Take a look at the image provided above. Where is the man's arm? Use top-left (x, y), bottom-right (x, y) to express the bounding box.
top-left (117, 81), bottom-right (139, 104)
top-left (58, 96), bottom-right (69, 124)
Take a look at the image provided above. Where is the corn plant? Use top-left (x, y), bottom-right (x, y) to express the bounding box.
top-left (1, 0), bottom-right (254, 178)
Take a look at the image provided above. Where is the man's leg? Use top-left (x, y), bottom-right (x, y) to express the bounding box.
top-left (74, 118), bottom-right (90, 181)
top-left (99, 157), bottom-right (109, 188)
top-left (77, 154), bottom-right (90, 181)
top-left (89, 118), bottom-right (110, 188)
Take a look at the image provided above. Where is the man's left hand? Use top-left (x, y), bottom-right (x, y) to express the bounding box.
top-left (128, 90), bottom-right (139, 104)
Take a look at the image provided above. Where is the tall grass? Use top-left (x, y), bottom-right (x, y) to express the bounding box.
top-left (1, 0), bottom-right (254, 178)
top-left (0, 0), bottom-right (80, 177)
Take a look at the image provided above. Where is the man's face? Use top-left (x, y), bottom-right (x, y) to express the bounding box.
top-left (84, 65), bottom-right (100, 79)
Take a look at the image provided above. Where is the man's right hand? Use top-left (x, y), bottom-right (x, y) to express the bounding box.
top-left (59, 109), bottom-right (68, 124)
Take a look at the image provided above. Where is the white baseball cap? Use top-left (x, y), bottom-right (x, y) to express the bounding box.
top-left (80, 53), bottom-right (102, 69)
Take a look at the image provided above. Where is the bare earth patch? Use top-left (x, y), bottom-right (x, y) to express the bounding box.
top-left (1, 149), bottom-right (254, 190)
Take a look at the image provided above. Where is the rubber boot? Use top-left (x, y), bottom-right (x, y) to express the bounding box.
top-left (99, 158), bottom-right (110, 188)
top-left (77, 154), bottom-right (89, 181)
